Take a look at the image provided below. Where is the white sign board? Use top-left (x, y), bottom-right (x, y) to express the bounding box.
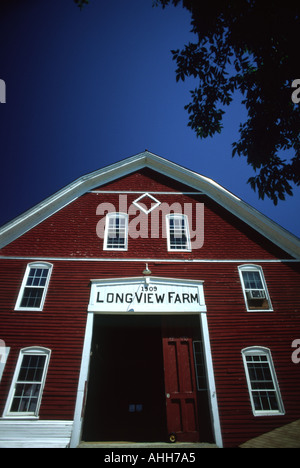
top-left (88, 276), bottom-right (206, 314)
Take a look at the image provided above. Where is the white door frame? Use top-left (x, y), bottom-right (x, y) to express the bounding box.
top-left (70, 277), bottom-right (223, 448)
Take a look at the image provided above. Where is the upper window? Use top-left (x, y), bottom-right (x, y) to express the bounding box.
top-left (166, 214), bottom-right (191, 251)
top-left (4, 347), bottom-right (51, 418)
top-left (238, 265), bottom-right (272, 312)
top-left (242, 347), bottom-right (284, 416)
top-left (103, 213), bottom-right (128, 250)
top-left (15, 262), bottom-right (53, 311)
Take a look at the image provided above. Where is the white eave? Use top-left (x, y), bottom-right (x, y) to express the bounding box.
top-left (0, 150), bottom-right (300, 259)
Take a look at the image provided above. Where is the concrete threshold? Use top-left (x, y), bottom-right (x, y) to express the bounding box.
top-left (78, 441), bottom-right (218, 448)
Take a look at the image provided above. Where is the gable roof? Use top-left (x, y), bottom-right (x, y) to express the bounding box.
top-left (0, 150), bottom-right (300, 259)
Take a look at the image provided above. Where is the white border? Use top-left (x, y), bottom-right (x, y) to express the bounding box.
top-left (103, 213), bottom-right (128, 251)
top-left (200, 313), bottom-right (223, 447)
top-left (238, 264), bottom-right (273, 312)
top-left (241, 346), bottom-right (285, 417)
top-left (14, 262), bottom-right (53, 312)
top-left (88, 276), bottom-right (206, 313)
top-left (1, 256), bottom-right (297, 263)
top-left (166, 213), bottom-right (192, 252)
top-left (70, 313), bottom-right (94, 448)
top-left (0, 151), bottom-right (299, 258)
top-left (0, 346), bottom-right (10, 382)
top-left (70, 276), bottom-right (223, 448)
top-left (3, 347), bottom-right (51, 419)
top-left (132, 192), bottom-right (161, 214)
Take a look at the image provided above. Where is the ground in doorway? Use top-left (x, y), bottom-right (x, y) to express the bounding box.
top-left (78, 441), bottom-right (218, 448)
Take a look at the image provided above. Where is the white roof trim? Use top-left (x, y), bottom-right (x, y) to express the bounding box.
top-left (0, 151), bottom-right (299, 258)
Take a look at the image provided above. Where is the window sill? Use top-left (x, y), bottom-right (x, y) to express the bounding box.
top-left (1, 416), bottom-right (40, 420)
top-left (167, 249), bottom-right (192, 253)
top-left (246, 308), bottom-right (274, 313)
top-left (253, 410), bottom-right (285, 417)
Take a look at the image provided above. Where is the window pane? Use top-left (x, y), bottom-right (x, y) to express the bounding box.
top-left (240, 267), bottom-right (272, 311)
top-left (26, 268), bottom-right (48, 287)
top-left (18, 355), bottom-right (46, 382)
top-left (10, 353), bottom-right (47, 414)
top-left (169, 216), bottom-right (189, 250)
top-left (11, 383), bottom-right (41, 413)
top-left (253, 391), bottom-right (279, 412)
top-left (106, 216), bottom-right (127, 249)
top-left (242, 271), bottom-right (263, 290)
top-left (20, 287), bottom-right (43, 308)
top-left (245, 352), bottom-right (280, 413)
top-left (18, 265), bottom-right (51, 310)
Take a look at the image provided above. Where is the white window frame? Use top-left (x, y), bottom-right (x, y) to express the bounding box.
top-left (166, 213), bottom-right (191, 252)
top-left (15, 262), bottom-right (53, 311)
top-left (238, 265), bottom-right (273, 312)
top-left (242, 347), bottom-right (285, 417)
top-left (103, 212), bottom-right (128, 251)
top-left (3, 347), bottom-right (51, 419)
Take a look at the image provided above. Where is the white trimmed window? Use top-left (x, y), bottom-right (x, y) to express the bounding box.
top-left (104, 213), bottom-right (128, 250)
top-left (166, 214), bottom-right (191, 251)
top-left (15, 262), bottom-right (53, 311)
top-left (4, 347), bottom-right (51, 418)
top-left (238, 265), bottom-right (272, 311)
top-left (242, 347), bottom-right (284, 416)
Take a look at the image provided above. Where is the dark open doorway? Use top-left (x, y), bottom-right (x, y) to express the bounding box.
top-left (82, 315), bottom-right (167, 442)
top-left (82, 314), bottom-right (214, 443)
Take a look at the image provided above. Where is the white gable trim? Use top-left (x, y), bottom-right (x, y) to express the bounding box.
top-left (0, 151), bottom-right (299, 258)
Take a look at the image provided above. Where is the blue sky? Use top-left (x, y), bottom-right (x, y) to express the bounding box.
top-left (0, 0), bottom-right (299, 238)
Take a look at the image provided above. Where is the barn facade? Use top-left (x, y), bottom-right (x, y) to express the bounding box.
top-left (0, 151), bottom-right (299, 448)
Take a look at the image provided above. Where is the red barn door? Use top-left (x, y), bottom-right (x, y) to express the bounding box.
top-left (162, 337), bottom-right (200, 442)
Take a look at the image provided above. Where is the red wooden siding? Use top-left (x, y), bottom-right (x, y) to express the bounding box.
top-left (1, 258), bottom-right (299, 445)
top-left (0, 169), bottom-right (291, 260)
top-left (0, 167), bottom-right (299, 447)
top-left (0, 259), bottom-right (87, 420)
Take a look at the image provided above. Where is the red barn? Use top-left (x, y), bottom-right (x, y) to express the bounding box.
top-left (0, 151), bottom-right (299, 448)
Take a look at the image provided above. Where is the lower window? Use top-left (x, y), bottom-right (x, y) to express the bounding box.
top-left (242, 347), bottom-right (284, 416)
top-left (4, 347), bottom-right (51, 417)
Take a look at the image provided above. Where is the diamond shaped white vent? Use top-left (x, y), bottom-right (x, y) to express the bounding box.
top-left (132, 193), bottom-right (161, 214)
